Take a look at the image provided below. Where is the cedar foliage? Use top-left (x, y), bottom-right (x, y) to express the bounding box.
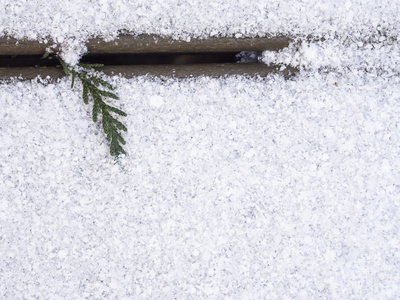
top-left (44, 52), bottom-right (128, 156)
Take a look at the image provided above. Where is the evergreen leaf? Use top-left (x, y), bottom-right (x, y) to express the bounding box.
top-left (102, 111), bottom-right (127, 155)
top-left (115, 131), bottom-right (126, 145)
top-left (110, 131), bottom-right (127, 156)
top-left (93, 92), bottom-right (103, 105)
top-left (108, 114), bottom-right (128, 132)
top-left (55, 55), bottom-right (128, 157)
top-left (90, 63), bottom-right (104, 68)
top-left (41, 51), bottom-right (50, 59)
top-left (111, 128), bottom-right (125, 143)
top-left (93, 77), bottom-right (115, 90)
top-left (82, 86), bottom-right (89, 105)
top-left (78, 63), bottom-right (104, 69)
top-left (71, 72), bottom-right (76, 88)
top-left (98, 90), bottom-right (119, 100)
top-left (78, 71), bottom-right (89, 80)
top-left (92, 100), bottom-right (100, 122)
top-left (105, 105), bottom-right (127, 117)
top-left (102, 113), bottom-right (111, 138)
top-left (91, 76), bottom-right (100, 87)
top-left (82, 79), bottom-right (98, 92)
top-left (60, 59), bottom-right (70, 74)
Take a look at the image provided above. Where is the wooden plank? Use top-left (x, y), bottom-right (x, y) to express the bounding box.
top-left (88, 35), bottom-right (291, 53)
top-left (100, 64), bottom-right (297, 78)
top-left (0, 35), bottom-right (291, 55)
top-left (0, 64), bottom-right (298, 80)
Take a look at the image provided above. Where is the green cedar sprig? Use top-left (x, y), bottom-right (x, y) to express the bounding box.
top-left (46, 52), bottom-right (128, 156)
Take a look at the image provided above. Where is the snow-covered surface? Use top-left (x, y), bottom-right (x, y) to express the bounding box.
top-left (2, 73), bottom-right (400, 298)
top-left (2, 0), bottom-right (400, 63)
top-left (1, 0), bottom-right (400, 299)
top-left (1, 0), bottom-right (400, 42)
top-left (262, 38), bottom-right (400, 76)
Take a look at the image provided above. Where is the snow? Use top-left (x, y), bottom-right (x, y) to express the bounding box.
top-left (1, 0), bottom-right (400, 299)
top-left (262, 38), bottom-right (400, 76)
top-left (1, 72), bottom-right (400, 298)
top-left (1, 0), bottom-right (400, 59)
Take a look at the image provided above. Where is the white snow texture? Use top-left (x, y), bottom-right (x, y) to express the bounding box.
top-left (1, 0), bottom-right (400, 299)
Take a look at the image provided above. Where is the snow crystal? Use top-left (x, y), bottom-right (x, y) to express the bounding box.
top-left (149, 95), bottom-right (165, 108)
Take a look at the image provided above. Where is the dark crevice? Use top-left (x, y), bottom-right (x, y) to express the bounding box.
top-left (0, 52), bottom-right (263, 68)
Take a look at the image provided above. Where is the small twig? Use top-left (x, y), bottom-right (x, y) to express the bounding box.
top-left (43, 51), bottom-right (128, 156)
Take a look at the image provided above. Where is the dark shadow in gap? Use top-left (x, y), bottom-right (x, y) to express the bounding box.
top-left (0, 52), bottom-right (263, 68)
